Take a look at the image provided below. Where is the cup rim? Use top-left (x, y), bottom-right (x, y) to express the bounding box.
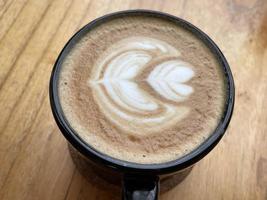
top-left (49, 9), bottom-right (235, 175)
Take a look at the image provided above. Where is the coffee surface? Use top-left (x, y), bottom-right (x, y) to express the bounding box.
top-left (58, 15), bottom-right (227, 164)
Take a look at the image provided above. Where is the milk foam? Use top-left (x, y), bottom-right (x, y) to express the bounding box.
top-left (89, 37), bottom-right (195, 135)
top-left (59, 15), bottom-right (226, 164)
top-left (147, 60), bottom-right (194, 102)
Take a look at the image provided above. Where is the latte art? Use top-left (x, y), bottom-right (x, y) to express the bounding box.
top-left (58, 15), bottom-right (226, 164)
top-left (89, 37), bottom-right (195, 135)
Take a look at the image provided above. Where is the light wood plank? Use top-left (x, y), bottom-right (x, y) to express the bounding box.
top-left (0, 0), bottom-right (13, 17)
top-left (0, 0), bottom-right (28, 41)
top-left (0, 0), bottom-right (51, 86)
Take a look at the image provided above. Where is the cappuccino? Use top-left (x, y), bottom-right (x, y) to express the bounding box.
top-left (58, 14), bottom-right (226, 164)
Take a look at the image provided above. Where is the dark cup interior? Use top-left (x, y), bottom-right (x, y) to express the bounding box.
top-left (49, 10), bottom-right (235, 176)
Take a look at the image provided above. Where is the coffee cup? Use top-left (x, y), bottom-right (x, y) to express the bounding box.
top-left (50, 10), bottom-right (235, 199)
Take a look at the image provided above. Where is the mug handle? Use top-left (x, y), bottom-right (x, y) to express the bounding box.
top-left (122, 175), bottom-right (159, 200)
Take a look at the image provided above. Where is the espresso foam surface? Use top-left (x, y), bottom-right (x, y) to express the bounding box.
top-left (58, 15), bottom-right (227, 164)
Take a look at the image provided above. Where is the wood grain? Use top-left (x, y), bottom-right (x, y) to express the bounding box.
top-left (0, 0), bottom-right (266, 199)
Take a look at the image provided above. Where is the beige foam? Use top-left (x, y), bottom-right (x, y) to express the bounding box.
top-left (58, 15), bottom-right (227, 164)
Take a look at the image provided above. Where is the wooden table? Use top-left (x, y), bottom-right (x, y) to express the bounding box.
top-left (0, 0), bottom-right (266, 199)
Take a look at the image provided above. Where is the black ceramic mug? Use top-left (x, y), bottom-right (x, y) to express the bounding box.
top-left (49, 10), bottom-right (235, 200)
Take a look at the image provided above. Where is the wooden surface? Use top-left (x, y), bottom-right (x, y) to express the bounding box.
top-left (0, 0), bottom-right (266, 199)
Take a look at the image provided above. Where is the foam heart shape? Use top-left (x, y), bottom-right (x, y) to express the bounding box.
top-left (89, 37), bottom-right (195, 135)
